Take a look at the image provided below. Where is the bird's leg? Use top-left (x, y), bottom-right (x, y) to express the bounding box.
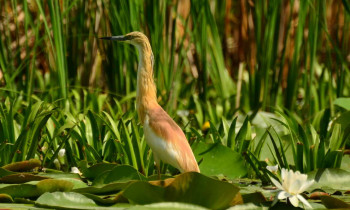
top-left (156, 162), bottom-right (165, 186)
top-left (153, 154), bottom-right (161, 181)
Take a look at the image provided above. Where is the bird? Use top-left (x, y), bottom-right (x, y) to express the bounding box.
top-left (100, 31), bottom-right (200, 174)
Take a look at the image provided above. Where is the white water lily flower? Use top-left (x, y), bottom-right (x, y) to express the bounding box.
top-left (266, 165), bottom-right (279, 173)
top-left (270, 168), bottom-right (314, 208)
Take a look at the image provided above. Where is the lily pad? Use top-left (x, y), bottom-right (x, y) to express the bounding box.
top-left (36, 179), bottom-right (74, 193)
top-left (0, 168), bottom-right (16, 178)
top-left (81, 192), bottom-right (127, 206)
top-left (39, 171), bottom-right (82, 179)
top-left (81, 162), bottom-right (118, 180)
top-left (73, 182), bottom-right (135, 195)
top-left (2, 159), bottom-right (41, 172)
top-left (57, 178), bottom-right (88, 189)
top-left (123, 181), bottom-right (165, 204)
top-left (0, 193), bottom-right (13, 203)
top-left (226, 203), bottom-right (264, 210)
top-left (92, 165), bottom-right (146, 186)
top-left (0, 173), bottom-right (48, 184)
top-left (166, 172), bottom-right (241, 208)
top-left (0, 203), bottom-right (37, 209)
top-left (74, 165), bottom-right (146, 195)
top-left (123, 172), bottom-right (241, 209)
top-left (241, 192), bottom-right (266, 204)
top-left (0, 183), bottom-right (41, 198)
top-left (127, 202), bottom-right (208, 210)
top-left (35, 192), bottom-right (97, 209)
top-left (192, 142), bottom-right (247, 179)
top-left (35, 192), bottom-right (124, 209)
top-left (308, 168), bottom-right (350, 191)
top-left (321, 196), bottom-right (350, 209)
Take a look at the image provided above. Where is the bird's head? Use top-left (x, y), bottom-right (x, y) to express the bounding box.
top-left (100, 31), bottom-right (154, 68)
top-left (99, 31), bottom-right (150, 47)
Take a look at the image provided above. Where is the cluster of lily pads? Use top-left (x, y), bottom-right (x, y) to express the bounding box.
top-left (0, 158), bottom-right (350, 209)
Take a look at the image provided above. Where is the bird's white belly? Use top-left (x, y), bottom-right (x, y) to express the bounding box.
top-left (143, 119), bottom-right (180, 169)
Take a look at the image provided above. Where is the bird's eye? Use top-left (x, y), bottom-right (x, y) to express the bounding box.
top-left (125, 35), bottom-right (135, 40)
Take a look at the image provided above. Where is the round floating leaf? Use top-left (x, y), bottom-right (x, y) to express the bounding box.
top-left (0, 168), bottom-right (15, 178)
top-left (321, 196), bottom-right (350, 209)
top-left (165, 172), bottom-right (241, 209)
top-left (269, 202), bottom-right (304, 209)
top-left (82, 193), bottom-right (117, 206)
top-left (308, 168), bottom-right (350, 191)
top-left (0, 173), bottom-right (48, 184)
top-left (192, 142), bottom-right (247, 179)
top-left (0, 203), bottom-right (36, 209)
top-left (13, 197), bottom-right (35, 204)
top-left (82, 162), bottom-right (117, 180)
top-left (91, 170), bottom-right (112, 186)
top-left (225, 203), bottom-right (264, 210)
top-left (241, 192), bottom-right (266, 204)
top-left (35, 192), bottom-right (124, 209)
top-left (0, 183), bottom-right (40, 198)
top-left (57, 178), bottom-right (88, 189)
top-left (37, 179), bottom-right (74, 193)
top-left (39, 171), bottom-right (82, 179)
top-left (35, 192), bottom-right (97, 209)
top-left (79, 165), bottom-right (146, 195)
top-left (127, 202), bottom-right (208, 210)
top-left (2, 159), bottom-right (41, 172)
top-left (123, 172), bottom-right (241, 209)
top-left (35, 177), bottom-right (87, 190)
top-left (93, 165), bottom-right (146, 186)
top-left (123, 181), bottom-right (165, 204)
top-left (0, 193), bottom-right (13, 203)
top-left (73, 182), bottom-right (135, 195)
top-left (103, 165), bottom-right (146, 183)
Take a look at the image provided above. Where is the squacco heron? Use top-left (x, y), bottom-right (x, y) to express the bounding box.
top-left (100, 31), bottom-right (200, 174)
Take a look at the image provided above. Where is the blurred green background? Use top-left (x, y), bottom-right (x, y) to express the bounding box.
top-left (1, 0), bottom-right (349, 115)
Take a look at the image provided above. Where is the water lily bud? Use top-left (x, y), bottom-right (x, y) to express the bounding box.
top-left (266, 165), bottom-right (279, 174)
top-left (71, 167), bottom-right (82, 175)
top-left (58, 149), bottom-right (66, 158)
top-left (53, 158), bottom-right (60, 170)
top-left (58, 149), bottom-right (66, 165)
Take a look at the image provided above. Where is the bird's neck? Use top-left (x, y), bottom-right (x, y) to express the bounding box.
top-left (135, 44), bottom-right (158, 124)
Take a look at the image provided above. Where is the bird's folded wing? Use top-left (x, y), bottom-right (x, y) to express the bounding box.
top-left (148, 106), bottom-right (199, 172)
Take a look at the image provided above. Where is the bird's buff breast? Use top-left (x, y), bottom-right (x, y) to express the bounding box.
top-left (143, 116), bottom-right (180, 169)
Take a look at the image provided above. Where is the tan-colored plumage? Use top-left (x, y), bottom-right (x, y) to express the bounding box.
top-left (101, 32), bottom-right (199, 173)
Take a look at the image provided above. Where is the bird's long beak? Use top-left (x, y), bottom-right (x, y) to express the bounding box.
top-left (99, 35), bottom-right (133, 41)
